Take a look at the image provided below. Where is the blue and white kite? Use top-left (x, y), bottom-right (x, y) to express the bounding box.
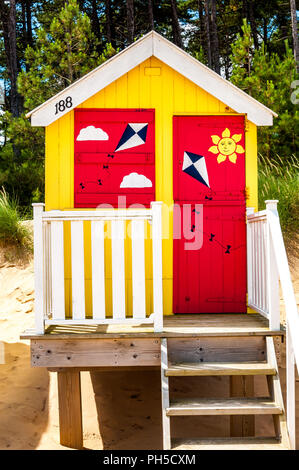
top-left (182, 151), bottom-right (210, 188)
top-left (115, 123), bottom-right (148, 152)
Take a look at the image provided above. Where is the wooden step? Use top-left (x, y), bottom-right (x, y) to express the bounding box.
top-left (172, 437), bottom-right (289, 450)
top-left (165, 361), bottom-right (276, 376)
top-left (166, 397), bottom-right (283, 416)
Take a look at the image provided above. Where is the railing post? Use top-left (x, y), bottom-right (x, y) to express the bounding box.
top-left (286, 322), bottom-right (296, 449)
top-left (151, 201), bottom-right (163, 332)
top-left (265, 200), bottom-right (280, 331)
top-left (246, 207), bottom-right (255, 307)
top-left (33, 203), bottom-right (45, 334)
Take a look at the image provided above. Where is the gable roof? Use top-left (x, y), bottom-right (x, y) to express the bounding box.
top-left (27, 31), bottom-right (277, 127)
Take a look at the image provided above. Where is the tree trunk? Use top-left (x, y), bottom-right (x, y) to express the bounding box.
top-left (198, 0), bottom-right (205, 52)
top-left (290, 0), bottom-right (299, 72)
top-left (263, 18), bottom-right (267, 47)
top-left (248, 0), bottom-right (258, 49)
top-left (210, 0), bottom-right (220, 73)
top-left (91, 0), bottom-right (101, 46)
top-left (170, 0), bottom-right (183, 48)
top-left (242, 0), bottom-right (247, 21)
top-left (25, 0), bottom-right (33, 46)
top-left (204, 0), bottom-right (212, 68)
top-left (126, 0), bottom-right (135, 44)
top-left (148, 0), bottom-right (154, 31)
top-left (0, 0), bottom-right (22, 117)
top-left (105, 0), bottom-right (112, 43)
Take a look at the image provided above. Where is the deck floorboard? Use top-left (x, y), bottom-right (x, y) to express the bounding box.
top-left (21, 314), bottom-right (284, 339)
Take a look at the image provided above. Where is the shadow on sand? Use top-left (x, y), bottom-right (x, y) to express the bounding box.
top-left (0, 341), bottom-right (50, 449)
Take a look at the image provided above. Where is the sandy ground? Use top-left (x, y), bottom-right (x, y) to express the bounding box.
top-left (0, 253), bottom-right (298, 450)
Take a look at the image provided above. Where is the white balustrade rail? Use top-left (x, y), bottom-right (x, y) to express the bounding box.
top-left (33, 202), bottom-right (163, 334)
top-left (247, 200), bottom-right (299, 449)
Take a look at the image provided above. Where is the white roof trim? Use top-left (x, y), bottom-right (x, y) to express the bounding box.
top-left (27, 31), bottom-right (277, 127)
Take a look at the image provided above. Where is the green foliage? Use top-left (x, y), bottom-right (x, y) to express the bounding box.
top-left (18, 0), bottom-right (116, 111)
top-left (0, 112), bottom-right (45, 209)
top-left (258, 153), bottom-right (299, 250)
top-left (0, 187), bottom-right (32, 247)
top-left (0, 0), bottom-right (116, 211)
top-left (230, 20), bottom-right (299, 159)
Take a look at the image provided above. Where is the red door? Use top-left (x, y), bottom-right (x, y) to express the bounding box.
top-left (74, 109), bottom-right (155, 208)
top-left (173, 116), bottom-right (246, 313)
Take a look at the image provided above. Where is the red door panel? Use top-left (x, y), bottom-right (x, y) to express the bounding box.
top-left (173, 115), bottom-right (245, 201)
top-left (173, 116), bottom-right (246, 313)
top-left (74, 109), bottom-right (155, 207)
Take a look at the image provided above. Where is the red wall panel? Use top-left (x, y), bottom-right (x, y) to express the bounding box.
top-left (74, 109), bottom-right (155, 207)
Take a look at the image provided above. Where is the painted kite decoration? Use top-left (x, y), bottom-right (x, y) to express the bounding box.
top-left (115, 123), bottom-right (148, 152)
top-left (182, 151), bottom-right (210, 188)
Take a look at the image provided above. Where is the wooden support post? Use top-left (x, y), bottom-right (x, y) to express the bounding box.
top-left (230, 376), bottom-right (255, 437)
top-left (57, 370), bottom-right (83, 449)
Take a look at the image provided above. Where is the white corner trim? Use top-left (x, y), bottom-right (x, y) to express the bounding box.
top-left (28, 31), bottom-right (276, 128)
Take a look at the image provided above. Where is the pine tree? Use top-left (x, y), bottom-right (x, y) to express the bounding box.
top-left (0, 0), bottom-right (116, 208)
top-left (230, 20), bottom-right (299, 159)
top-left (18, 0), bottom-right (115, 111)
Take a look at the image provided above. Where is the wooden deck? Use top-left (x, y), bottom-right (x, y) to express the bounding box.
top-left (21, 314), bottom-right (284, 340)
top-left (21, 313), bottom-right (286, 450)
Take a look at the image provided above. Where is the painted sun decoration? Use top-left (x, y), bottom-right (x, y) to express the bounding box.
top-left (208, 127), bottom-right (245, 164)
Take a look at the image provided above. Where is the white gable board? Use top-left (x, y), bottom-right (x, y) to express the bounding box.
top-left (27, 31), bottom-right (276, 127)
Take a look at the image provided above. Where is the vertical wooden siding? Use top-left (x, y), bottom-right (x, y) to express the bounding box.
top-left (45, 57), bottom-right (258, 316)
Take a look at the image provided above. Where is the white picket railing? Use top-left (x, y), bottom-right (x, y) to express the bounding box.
top-left (33, 202), bottom-right (163, 334)
top-left (247, 200), bottom-right (299, 449)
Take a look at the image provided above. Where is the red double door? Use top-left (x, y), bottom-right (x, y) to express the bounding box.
top-left (173, 116), bottom-right (247, 313)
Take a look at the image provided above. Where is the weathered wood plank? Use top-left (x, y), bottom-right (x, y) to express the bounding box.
top-left (31, 338), bottom-right (161, 367)
top-left (167, 397), bottom-right (282, 416)
top-left (57, 370), bottom-right (83, 449)
top-left (230, 375), bottom-right (255, 437)
top-left (266, 336), bottom-right (290, 448)
top-left (172, 437), bottom-right (288, 450)
top-left (165, 361), bottom-right (276, 376)
top-left (167, 336), bottom-right (266, 363)
top-left (21, 314), bottom-right (285, 340)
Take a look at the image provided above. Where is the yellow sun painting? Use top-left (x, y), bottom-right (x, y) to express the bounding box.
top-left (208, 128), bottom-right (245, 164)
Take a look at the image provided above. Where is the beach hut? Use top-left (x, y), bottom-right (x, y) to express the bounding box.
top-left (22, 31), bottom-right (297, 450)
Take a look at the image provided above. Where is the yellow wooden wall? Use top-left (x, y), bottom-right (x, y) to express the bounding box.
top-left (45, 57), bottom-right (258, 316)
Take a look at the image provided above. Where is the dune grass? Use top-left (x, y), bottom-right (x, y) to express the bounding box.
top-left (0, 187), bottom-right (32, 249)
top-left (258, 154), bottom-right (299, 253)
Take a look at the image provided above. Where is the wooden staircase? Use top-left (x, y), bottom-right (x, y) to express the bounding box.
top-left (161, 336), bottom-right (290, 450)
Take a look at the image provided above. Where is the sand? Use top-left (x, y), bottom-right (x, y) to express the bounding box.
top-left (0, 254), bottom-right (298, 450)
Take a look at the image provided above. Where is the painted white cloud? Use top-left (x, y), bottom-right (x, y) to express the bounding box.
top-left (120, 172), bottom-right (153, 188)
top-left (77, 125), bottom-right (109, 141)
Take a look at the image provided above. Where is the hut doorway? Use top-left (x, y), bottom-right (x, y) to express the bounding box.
top-left (173, 115), bottom-right (247, 313)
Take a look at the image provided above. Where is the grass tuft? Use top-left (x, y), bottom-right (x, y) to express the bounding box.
top-left (258, 154), bottom-right (299, 254)
top-left (0, 187), bottom-right (32, 248)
